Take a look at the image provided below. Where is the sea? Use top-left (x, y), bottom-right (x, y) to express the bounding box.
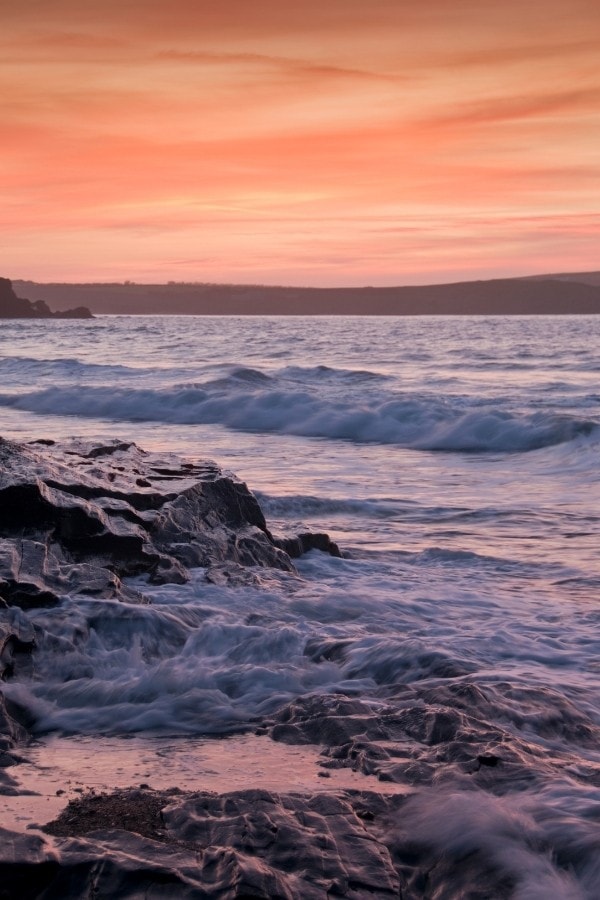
top-left (0, 314), bottom-right (599, 896)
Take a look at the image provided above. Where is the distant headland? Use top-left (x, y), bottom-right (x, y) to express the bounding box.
top-left (0, 277), bottom-right (92, 319)
top-left (10, 271), bottom-right (600, 316)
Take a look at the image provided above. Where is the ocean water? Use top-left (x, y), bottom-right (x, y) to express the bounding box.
top-left (1, 314), bottom-right (599, 896)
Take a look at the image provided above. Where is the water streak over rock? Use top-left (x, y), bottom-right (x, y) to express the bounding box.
top-left (0, 437), bottom-right (340, 750)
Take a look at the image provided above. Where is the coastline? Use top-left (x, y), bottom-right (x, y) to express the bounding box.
top-left (1, 313), bottom-right (598, 897)
top-left (0, 437), bottom-right (413, 897)
top-left (13, 272), bottom-right (600, 315)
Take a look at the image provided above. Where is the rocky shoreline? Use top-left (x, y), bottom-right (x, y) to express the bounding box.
top-left (0, 438), bottom-right (443, 897)
top-left (1, 437), bottom-right (594, 897)
top-left (1, 437), bottom-right (412, 899)
top-left (0, 436), bottom-right (342, 608)
top-left (4, 784), bottom-right (412, 899)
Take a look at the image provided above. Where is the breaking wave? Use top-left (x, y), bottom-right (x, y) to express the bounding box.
top-left (0, 383), bottom-right (595, 453)
top-left (0, 355), bottom-right (150, 381)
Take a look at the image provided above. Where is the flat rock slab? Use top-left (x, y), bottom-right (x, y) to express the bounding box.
top-left (0, 784), bottom-right (524, 898)
top-left (2, 786), bottom-right (403, 899)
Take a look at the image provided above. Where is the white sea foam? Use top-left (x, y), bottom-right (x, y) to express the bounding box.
top-left (0, 383), bottom-right (596, 452)
top-left (395, 786), bottom-right (600, 899)
top-left (4, 548), bottom-right (599, 737)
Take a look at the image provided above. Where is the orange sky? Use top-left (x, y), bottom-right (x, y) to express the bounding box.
top-left (1, 0), bottom-right (599, 286)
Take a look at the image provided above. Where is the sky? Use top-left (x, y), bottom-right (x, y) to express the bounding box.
top-left (1, 0), bottom-right (599, 286)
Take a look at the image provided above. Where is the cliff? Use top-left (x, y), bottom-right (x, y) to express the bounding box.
top-left (0, 277), bottom-right (92, 319)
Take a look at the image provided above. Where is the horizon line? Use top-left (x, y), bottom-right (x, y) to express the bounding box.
top-left (12, 269), bottom-right (600, 291)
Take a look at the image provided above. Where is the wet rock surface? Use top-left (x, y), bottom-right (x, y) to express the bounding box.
top-left (1, 438), bottom-right (596, 897)
top-left (274, 531), bottom-right (342, 560)
top-left (0, 436), bottom-right (334, 613)
top-left (5, 786), bottom-right (404, 899)
top-left (0, 781), bottom-right (552, 899)
top-left (0, 436), bottom-right (340, 750)
top-left (263, 687), bottom-right (600, 796)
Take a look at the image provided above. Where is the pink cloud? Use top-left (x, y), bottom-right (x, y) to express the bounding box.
top-left (1, 0), bottom-right (599, 283)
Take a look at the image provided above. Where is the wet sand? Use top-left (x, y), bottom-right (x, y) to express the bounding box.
top-left (3, 732), bottom-right (405, 832)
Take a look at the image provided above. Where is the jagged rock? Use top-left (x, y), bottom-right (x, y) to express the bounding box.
top-left (0, 276), bottom-right (92, 319)
top-left (0, 617), bottom-right (35, 681)
top-left (0, 783), bottom-right (531, 898)
top-left (262, 689), bottom-right (583, 795)
top-left (0, 615), bottom-right (34, 752)
top-left (9, 783), bottom-right (531, 898)
top-left (267, 695), bottom-right (390, 747)
top-left (274, 531), bottom-right (342, 559)
top-left (0, 436), bottom-right (342, 754)
top-left (25, 787), bottom-right (403, 898)
top-left (0, 437), bottom-right (340, 609)
top-left (0, 617), bottom-right (36, 754)
top-left (0, 692), bottom-right (28, 752)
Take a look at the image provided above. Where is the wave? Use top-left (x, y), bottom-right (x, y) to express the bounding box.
top-left (256, 493), bottom-right (414, 520)
top-left (201, 363), bottom-right (389, 390)
top-left (0, 356), bottom-right (388, 391)
top-left (259, 494), bottom-right (566, 533)
top-left (416, 408), bottom-right (598, 452)
top-left (280, 364), bottom-right (391, 384)
top-left (0, 355), bottom-right (158, 381)
top-left (0, 383), bottom-right (596, 453)
top-left (1, 588), bottom-right (370, 736)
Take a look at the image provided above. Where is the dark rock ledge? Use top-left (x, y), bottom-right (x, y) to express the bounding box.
top-left (0, 787), bottom-right (406, 899)
top-left (0, 436), bottom-right (340, 613)
top-left (0, 436), bottom-right (340, 751)
top-left (0, 779), bottom-right (522, 898)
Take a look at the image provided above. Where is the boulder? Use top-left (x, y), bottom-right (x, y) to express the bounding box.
top-left (0, 437), bottom-right (339, 610)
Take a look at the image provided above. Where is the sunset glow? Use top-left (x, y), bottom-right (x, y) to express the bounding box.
top-left (1, 0), bottom-right (599, 285)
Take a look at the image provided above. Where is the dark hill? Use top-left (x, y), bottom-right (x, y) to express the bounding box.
top-left (523, 270), bottom-right (600, 287)
top-left (11, 274), bottom-right (600, 316)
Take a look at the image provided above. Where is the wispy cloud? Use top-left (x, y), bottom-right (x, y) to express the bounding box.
top-left (156, 49), bottom-right (396, 83)
top-left (1, 0), bottom-right (599, 283)
top-left (423, 87), bottom-right (600, 129)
